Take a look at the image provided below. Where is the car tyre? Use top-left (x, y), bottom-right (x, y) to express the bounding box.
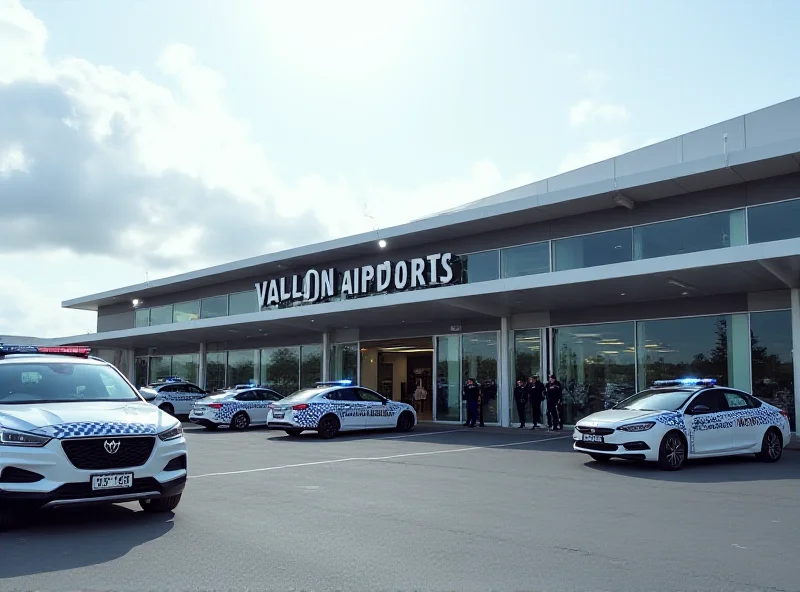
top-left (230, 412), bottom-right (250, 430)
top-left (159, 403), bottom-right (175, 416)
top-left (396, 411), bottom-right (415, 432)
top-left (139, 494), bottom-right (182, 513)
top-left (317, 415), bottom-right (340, 439)
top-left (657, 431), bottom-right (686, 471)
top-left (285, 429), bottom-right (304, 437)
top-left (589, 454), bottom-right (612, 463)
top-left (755, 428), bottom-right (783, 463)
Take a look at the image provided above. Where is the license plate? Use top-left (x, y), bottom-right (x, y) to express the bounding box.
top-left (91, 473), bottom-right (133, 491)
top-left (194, 408), bottom-right (205, 415)
top-left (273, 412), bottom-right (285, 419)
top-left (582, 434), bottom-right (604, 443)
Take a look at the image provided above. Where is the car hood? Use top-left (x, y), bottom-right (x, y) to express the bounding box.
top-left (0, 401), bottom-right (176, 439)
top-left (577, 409), bottom-right (675, 426)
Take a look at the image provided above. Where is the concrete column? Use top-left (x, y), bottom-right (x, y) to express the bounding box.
top-left (321, 332), bottom-right (330, 381)
top-left (791, 289), bottom-right (800, 434)
top-left (500, 317), bottom-right (511, 427)
top-left (125, 349), bottom-right (136, 382)
top-left (198, 342), bottom-right (207, 389)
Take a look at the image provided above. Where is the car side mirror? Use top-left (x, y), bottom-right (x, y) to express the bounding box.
top-left (687, 404), bottom-right (710, 415)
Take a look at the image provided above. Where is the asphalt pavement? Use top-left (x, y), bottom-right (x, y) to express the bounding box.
top-left (1, 423), bottom-right (798, 592)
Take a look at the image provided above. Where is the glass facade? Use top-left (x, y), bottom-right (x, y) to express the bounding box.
top-left (148, 356), bottom-right (172, 383)
top-left (201, 295), bottom-right (228, 319)
top-left (748, 198), bottom-right (800, 245)
top-left (331, 343), bottom-right (358, 382)
top-left (459, 251), bottom-right (500, 284)
top-left (435, 335), bottom-right (461, 422)
top-left (205, 352), bottom-right (227, 391)
top-left (229, 291), bottom-right (258, 315)
top-left (173, 301), bottom-right (200, 323)
top-left (750, 310), bottom-right (795, 431)
top-left (149, 305), bottom-right (173, 326)
top-left (135, 308), bottom-right (149, 328)
top-left (553, 228), bottom-right (633, 272)
top-left (501, 242), bottom-right (550, 278)
top-left (512, 330), bottom-right (542, 425)
top-left (227, 349), bottom-right (258, 385)
top-left (300, 344), bottom-right (322, 388)
top-left (260, 347), bottom-right (300, 395)
top-left (462, 332), bottom-right (498, 424)
top-left (633, 210), bottom-right (746, 260)
top-left (171, 354), bottom-right (199, 383)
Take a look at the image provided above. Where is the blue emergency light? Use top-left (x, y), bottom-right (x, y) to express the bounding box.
top-left (156, 376), bottom-right (184, 383)
top-left (652, 378), bottom-right (717, 387)
top-left (0, 344), bottom-right (91, 358)
top-left (315, 380), bottom-right (353, 386)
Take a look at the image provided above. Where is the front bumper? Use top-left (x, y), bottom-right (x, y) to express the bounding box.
top-left (572, 428), bottom-right (659, 461)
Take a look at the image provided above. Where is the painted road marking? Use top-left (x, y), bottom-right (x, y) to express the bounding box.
top-left (190, 435), bottom-right (571, 479)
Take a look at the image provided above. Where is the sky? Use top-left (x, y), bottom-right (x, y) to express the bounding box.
top-left (2, 0), bottom-right (800, 338)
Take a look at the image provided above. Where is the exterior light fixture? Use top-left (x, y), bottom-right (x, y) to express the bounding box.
top-left (378, 239), bottom-right (387, 248)
top-left (613, 194), bottom-right (635, 210)
top-left (132, 299), bottom-right (140, 307)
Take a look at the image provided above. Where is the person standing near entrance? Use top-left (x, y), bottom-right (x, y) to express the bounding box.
top-left (462, 378), bottom-right (481, 428)
top-left (528, 375), bottom-right (545, 429)
top-left (513, 379), bottom-right (527, 428)
top-left (545, 374), bottom-right (563, 431)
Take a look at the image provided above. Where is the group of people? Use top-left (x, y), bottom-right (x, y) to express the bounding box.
top-left (513, 374), bottom-right (564, 431)
top-left (461, 374), bottom-right (564, 430)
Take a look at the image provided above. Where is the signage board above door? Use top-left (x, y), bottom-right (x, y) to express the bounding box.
top-left (255, 253), bottom-right (458, 308)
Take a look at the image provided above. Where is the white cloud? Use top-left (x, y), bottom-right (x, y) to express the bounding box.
top-left (569, 99), bottom-right (628, 127)
top-left (557, 138), bottom-right (628, 173)
top-left (0, 0), bottom-right (533, 337)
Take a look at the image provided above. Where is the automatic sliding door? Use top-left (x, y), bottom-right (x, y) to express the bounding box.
top-left (435, 335), bottom-right (461, 422)
top-left (462, 332), bottom-right (499, 424)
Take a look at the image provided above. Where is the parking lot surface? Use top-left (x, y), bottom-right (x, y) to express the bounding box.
top-left (1, 424), bottom-right (798, 592)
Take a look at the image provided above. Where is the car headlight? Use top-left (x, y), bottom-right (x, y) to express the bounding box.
top-left (617, 422), bottom-right (656, 432)
top-left (158, 424), bottom-right (183, 441)
top-left (0, 427), bottom-right (52, 447)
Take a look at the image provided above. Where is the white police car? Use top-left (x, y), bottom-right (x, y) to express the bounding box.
top-left (189, 386), bottom-right (285, 430)
top-left (266, 381), bottom-right (417, 438)
top-left (0, 344), bottom-right (187, 530)
top-left (573, 378), bottom-right (792, 471)
top-left (139, 377), bottom-right (209, 416)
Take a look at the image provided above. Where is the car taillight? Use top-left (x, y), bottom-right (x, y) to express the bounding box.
top-left (209, 403), bottom-right (223, 409)
top-left (780, 409), bottom-right (790, 419)
top-left (292, 404), bottom-right (309, 410)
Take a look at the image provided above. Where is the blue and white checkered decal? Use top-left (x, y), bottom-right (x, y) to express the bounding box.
top-left (213, 401), bottom-right (271, 423)
top-left (653, 411), bottom-right (687, 433)
top-left (292, 401), bottom-right (407, 428)
top-left (686, 405), bottom-right (786, 454)
top-left (33, 421), bottom-right (158, 439)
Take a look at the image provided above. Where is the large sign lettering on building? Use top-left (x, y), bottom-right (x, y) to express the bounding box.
top-left (255, 253), bottom-right (457, 308)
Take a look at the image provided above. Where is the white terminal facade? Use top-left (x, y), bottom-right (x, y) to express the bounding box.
top-left (53, 97), bottom-right (800, 432)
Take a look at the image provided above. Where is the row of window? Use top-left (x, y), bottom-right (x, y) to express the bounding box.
top-left (133, 197), bottom-right (800, 328)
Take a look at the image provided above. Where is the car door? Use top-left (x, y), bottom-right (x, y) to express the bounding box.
top-left (324, 388), bottom-right (367, 431)
top-left (355, 388), bottom-right (394, 428)
top-left (684, 389), bottom-right (733, 455)
top-left (234, 390), bottom-right (260, 421)
top-left (169, 383), bottom-right (196, 414)
top-left (720, 389), bottom-right (762, 450)
top-left (247, 390), bottom-right (271, 424)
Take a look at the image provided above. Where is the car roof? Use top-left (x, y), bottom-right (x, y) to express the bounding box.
top-left (0, 354), bottom-right (105, 365)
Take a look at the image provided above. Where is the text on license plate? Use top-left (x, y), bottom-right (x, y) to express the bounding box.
top-left (273, 412), bottom-right (285, 419)
top-left (194, 408), bottom-right (205, 414)
top-left (91, 472), bottom-right (134, 491)
top-left (582, 434), bottom-right (604, 443)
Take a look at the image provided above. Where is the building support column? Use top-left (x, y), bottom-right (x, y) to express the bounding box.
top-left (791, 289), bottom-right (800, 434)
top-left (125, 349), bottom-right (136, 383)
top-left (500, 317), bottom-right (512, 427)
top-left (321, 332), bottom-right (330, 381)
top-left (198, 342), bottom-right (207, 389)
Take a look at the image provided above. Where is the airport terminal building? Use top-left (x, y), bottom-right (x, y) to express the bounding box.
top-left (58, 97), bottom-right (800, 432)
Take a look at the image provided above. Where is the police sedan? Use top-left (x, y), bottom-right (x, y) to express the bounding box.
top-left (573, 378), bottom-right (792, 470)
top-left (266, 381), bottom-right (417, 438)
top-left (189, 386), bottom-right (285, 430)
top-left (0, 344), bottom-right (187, 530)
top-left (139, 377), bottom-right (210, 416)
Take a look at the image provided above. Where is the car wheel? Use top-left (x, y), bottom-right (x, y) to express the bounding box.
top-left (159, 403), bottom-right (175, 416)
top-left (285, 429), bottom-right (304, 437)
top-left (589, 454), bottom-right (612, 463)
top-left (317, 414), bottom-right (340, 439)
top-left (139, 494), bottom-right (182, 513)
top-left (657, 431), bottom-right (686, 471)
top-left (755, 428), bottom-right (783, 463)
top-left (396, 411), bottom-right (414, 432)
top-left (230, 412), bottom-right (250, 430)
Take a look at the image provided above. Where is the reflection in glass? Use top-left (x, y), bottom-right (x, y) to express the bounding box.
top-left (748, 198), bottom-right (800, 244)
top-left (205, 352), bottom-right (227, 391)
top-left (173, 301), bottom-right (201, 323)
top-left (331, 343), bottom-right (358, 382)
top-left (633, 210), bottom-right (746, 260)
top-left (459, 251), bottom-right (500, 284)
top-left (555, 322), bottom-right (636, 424)
top-left (553, 228), bottom-right (633, 272)
top-left (300, 344), bottom-right (322, 388)
top-left (435, 335), bottom-right (461, 422)
top-left (513, 330), bottom-right (541, 425)
top-left (171, 354), bottom-right (199, 384)
top-left (750, 310), bottom-right (795, 431)
top-left (462, 332), bottom-right (498, 424)
top-left (201, 295), bottom-right (228, 319)
top-left (135, 309), bottom-right (150, 328)
top-left (148, 356), bottom-right (171, 383)
top-left (260, 347), bottom-right (300, 395)
top-left (134, 357), bottom-right (148, 388)
top-left (149, 305), bottom-right (173, 326)
top-left (227, 349), bottom-right (258, 386)
top-left (501, 242), bottom-right (550, 278)
top-left (228, 291), bottom-right (258, 315)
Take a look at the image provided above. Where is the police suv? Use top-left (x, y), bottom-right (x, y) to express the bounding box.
top-left (573, 378), bottom-right (792, 470)
top-left (189, 386), bottom-right (285, 430)
top-left (139, 377), bottom-right (210, 416)
top-left (0, 345), bottom-right (187, 530)
top-left (266, 381), bottom-right (417, 438)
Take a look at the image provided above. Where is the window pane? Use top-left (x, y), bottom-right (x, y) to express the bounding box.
top-left (458, 251), bottom-right (499, 284)
top-left (149, 305), bottom-right (173, 326)
top-left (205, 352), bottom-right (227, 392)
top-left (259, 347), bottom-right (300, 396)
top-left (134, 357), bottom-right (148, 388)
top-left (227, 349), bottom-right (258, 386)
top-left (330, 343), bottom-right (358, 382)
top-left (173, 301), bottom-right (200, 323)
top-left (148, 356), bottom-right (171, 383)
top-left (750, 310), bottom-right (795, 431)
top-left (201, 295), bottom-right (228, 319)
top-left (300, 344), bottom-right (322, 389)
top-left (135, 308), bottom-right (150, 328)
top-left (513, 329), bottom-right (542, 425)
top-left (435, 335), bottom-right (460, 422)
top-left (229, 291), bottom-right (258, 315)
top-left (633, 210), bottom-right (746, 260)
top-left (553, 228), bottom-right (633, 271)
top-left (748, 198), bottom-right (800, 244)
top-left (555, 322), bottom-right (636, 424)
top-left (462, 332), bottom-right (498, 424)
top-left (171, 354), bottom-right (199, 384)
top-left (501, 242), bottom-right (550, 278)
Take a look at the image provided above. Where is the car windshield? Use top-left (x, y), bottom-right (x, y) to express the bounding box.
top-left (612, 388), bottom-right (694, 412)
top-left (0, 361), bottom-right (141, 405)
top-left (281, 388), bottom-right (325, 402)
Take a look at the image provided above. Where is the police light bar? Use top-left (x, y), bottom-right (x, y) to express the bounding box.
top-left (315, 380), bottom-right (353, 386)
top-left (0, 344), bottom-right (91, 358)
top-left (156, 376), bottom-right (184, 383)
top-left (652, 378), bottom-right (717, 387)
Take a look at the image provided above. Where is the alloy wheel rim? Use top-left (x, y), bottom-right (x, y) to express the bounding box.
top-left (767, 432), bottom-right (781, 459)
top-left (666, 436), bottom-right (685, 467)
top-left (235, 415), bottom-right (247, 428)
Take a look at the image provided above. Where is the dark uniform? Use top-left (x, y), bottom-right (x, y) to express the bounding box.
top-left (462, 380), bottom-right (480, 428)
top-left (513, 381), bottom-right (527, 428)
top-left (528, 377), bottom-right (546, 428)
top-left (545, 376), bottom-right (563, 430)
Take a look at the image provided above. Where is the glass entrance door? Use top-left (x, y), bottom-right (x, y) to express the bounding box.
top-left (435, 335), bottom-right (461, 422)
